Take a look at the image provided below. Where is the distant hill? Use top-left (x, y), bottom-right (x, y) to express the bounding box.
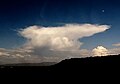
top-left (55, 54), bottom-right (120, 66)
top-left (49, 54), bottom-right (120, 70)
top-left (2, 62), bottom-right (57, 66)
top-left (1, 54), bottom-right (120, 67)
top-left (0, 54), bottom-right (120, 80)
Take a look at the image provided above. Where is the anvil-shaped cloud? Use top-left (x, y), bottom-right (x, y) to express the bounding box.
top-left (0, 24), bottom-right (110, 64)
top-left (19, 24), bottom-right (109, 51)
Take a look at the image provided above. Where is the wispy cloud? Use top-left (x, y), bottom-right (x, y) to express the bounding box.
top-left (0, 48), bottom-right (10, 56)
top-left (112, 43), bottom-right (120, 47)
top-left (108, 48), bottom-right (120, 55)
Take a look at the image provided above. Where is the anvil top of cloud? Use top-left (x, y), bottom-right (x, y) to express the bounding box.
top-left (0, 24), bottom-right (111, 64)
top-left (19, 24), bottom-right (109, 50)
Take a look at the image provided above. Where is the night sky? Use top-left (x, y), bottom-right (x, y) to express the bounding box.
top-left (0, 0), bottom-right (120, 49)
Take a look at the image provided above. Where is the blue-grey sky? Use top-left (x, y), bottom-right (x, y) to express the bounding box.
top-left (0, 0), bottom-right (120, 49)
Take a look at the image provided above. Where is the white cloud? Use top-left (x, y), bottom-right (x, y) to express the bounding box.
top-left (19, 24), bottom-right (109, 51)
top-left (108, 43), bottom-right (120, 55)
top-left (0, 52), bottom-right (10, 56)
top-left (108, 48), bottom-right (120, 55)
top-left (92, 46), bottom-right (109, 56)
top-left (19, 24), bottom-right (109, 59)
top-left (112, 43), bottom-right (120, 47)
top-left (0, 24), bottom-right (110, 64)
top-left (0, 48), bottom-right (10, 56)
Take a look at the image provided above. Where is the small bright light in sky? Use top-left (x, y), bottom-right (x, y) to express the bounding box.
top-left (102, 10), bottom-right (105, 12)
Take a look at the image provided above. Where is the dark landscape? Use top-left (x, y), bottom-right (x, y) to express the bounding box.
top-left (0, 54), bottom-right (120, 70)
top-left (1, 54), bottom-right (120, 66)
top-left (0, 54), bottom-right (120, 80)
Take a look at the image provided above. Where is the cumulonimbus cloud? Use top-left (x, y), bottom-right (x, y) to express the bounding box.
top-left (0, 24), bottom-right (110, 64)
top-left (19, 24), bottom-right (110, 51)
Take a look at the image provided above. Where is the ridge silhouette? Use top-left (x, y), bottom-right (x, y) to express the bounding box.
top-left (0, 54), bottom-right (120, 80)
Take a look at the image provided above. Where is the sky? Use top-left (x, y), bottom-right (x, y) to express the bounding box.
top-left (0, 0), bottom-right (120, 64)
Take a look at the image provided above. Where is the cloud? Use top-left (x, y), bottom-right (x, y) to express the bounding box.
top-left (112, 43), bottom-right (120, 47)
top-left (107, 43), bottom-right (120, 55)
top-left (0, 24), bottom-right (110, 64)
top-left (19, 24), bottom-right (109, 51)
top-left (108, 48), bottom-right (120, 55)
top-left (19, 24), bottom-right (109, 58)
top-left (0, 48), bottom-right (10, 56)
top-left (0, 52), bottom-right (10, 56)
top-left (92, 46), bottom-right (109, 56)
top-left (0, 48), bottom-right (62, 64)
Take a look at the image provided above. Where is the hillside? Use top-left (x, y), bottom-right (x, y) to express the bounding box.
top-left (0, 54), bottom-right (120, 67)
top-left (0, 54), bottom-right (120, 80)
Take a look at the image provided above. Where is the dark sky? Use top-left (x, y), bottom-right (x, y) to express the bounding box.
top-left (0, 0), bottom-right (120, 49)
